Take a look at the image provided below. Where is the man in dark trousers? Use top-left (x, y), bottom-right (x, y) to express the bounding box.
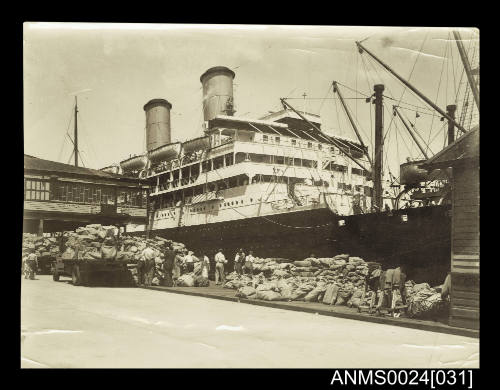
top-left (163, 244), bottom-right (176, 287)
top-left (136, 257), bottom-right (145, 286)
top-left (391, 265), bottom-right (407, 307)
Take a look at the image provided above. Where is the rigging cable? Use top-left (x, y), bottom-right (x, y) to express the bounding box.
top-left (359, 55), bottom-right (374, 159)
top-left (449, 31), bottom-right (458, 99)
top-left (57, 104), bottom-right (75, 163)
top-left (317, 84), bottom-right (332, 114)
top-left (365, 32), bottom-right (432, 159)
top-left (333, 89), bottom-right (344, 137)
top-left (426, 32), bottom-right (448, 154)
top-left (76, 111), bottom-right (97, 167)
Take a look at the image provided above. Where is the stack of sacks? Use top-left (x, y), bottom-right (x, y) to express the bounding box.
top-left (226, 254), bottom-right (373, 305)
top-left (22, 234), bottom-right (60, 258)
top-left (226, 253), bottom-right (443, 313)
top-left (404, 280), bottom-right (446, 319)
top-left (23, 224), bottom-right (191, 286)
top-left (117, 235), bottom-right (187, 264)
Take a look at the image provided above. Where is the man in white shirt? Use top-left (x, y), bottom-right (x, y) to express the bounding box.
top-left (244, 250), bottom-right (255, 275)
top-left (201, 253), bottom-right (210, 279)
top-left (234, 249), bottom-right (245, 275)
top-left (214, 249), bottom-right (227, 285)
top-left (184, 251), bottom-right (195, 273)
top-left (25, 251), bottom-right (38, 280)
top-left (141, 247), bottom-right (156, 286)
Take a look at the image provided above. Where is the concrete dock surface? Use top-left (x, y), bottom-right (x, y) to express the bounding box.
top-left (21, 275), bottom-right (479, 368)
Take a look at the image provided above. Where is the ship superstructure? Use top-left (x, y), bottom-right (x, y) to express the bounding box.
top-left (148, 111), bottom-right (372, 231)
top-left (122, 66), bottom-right (373, 234)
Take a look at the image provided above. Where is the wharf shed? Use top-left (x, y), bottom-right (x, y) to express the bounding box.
top-left (420, 126), bottom-right (479, 330)
top-left (23, 155), bottom-right (149, 235)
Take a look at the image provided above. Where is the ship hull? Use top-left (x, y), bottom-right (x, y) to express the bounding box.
top-left (134, 205), bottom-right (451, 284)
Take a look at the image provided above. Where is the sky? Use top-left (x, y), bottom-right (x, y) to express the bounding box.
top-left (23, 24), bottom-right (479, 178)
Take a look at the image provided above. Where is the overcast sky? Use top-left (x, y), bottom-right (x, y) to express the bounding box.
top-left (23, 24), bottom-right (478, 177)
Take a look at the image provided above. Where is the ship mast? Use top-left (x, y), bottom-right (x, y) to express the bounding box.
top-left (373, 84), bottom-right (384, 212)
top-left (332, 81), bottom-right (373, 167)
top-left (453, 30), bottom-right (479, 111)
top-left (356, 41), bottom-right (467, 135)
top-left (74, 96), bottom-right (79, 167)
top-left (446, 104), bottom-right (457, 145)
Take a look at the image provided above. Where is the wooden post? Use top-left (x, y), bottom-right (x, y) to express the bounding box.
top-left (37, 219), bottom-right (44, 237)
top-left (373, 84), bottom-right (385, 212)
top-left (447, 104), bottom-right (457, 145)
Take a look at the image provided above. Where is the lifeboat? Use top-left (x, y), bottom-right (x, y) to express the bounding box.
top-left (120, 155), bottom-right (148, 172)
top-left (148, 142), bottom-right (181, 164)
top-left (100, 165), bottom-right (120, 174)
top-left (182, 136), bottom-right (210, 154)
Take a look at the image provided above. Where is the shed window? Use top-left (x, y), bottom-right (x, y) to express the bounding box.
top-left (25, 179), bottom-right (50, 201)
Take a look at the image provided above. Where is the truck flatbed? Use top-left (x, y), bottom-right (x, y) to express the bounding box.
top-left (53, 256), bottom-right (135, 286)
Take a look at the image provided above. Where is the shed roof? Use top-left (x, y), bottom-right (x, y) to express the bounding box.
top-left (420, 126), bottom-right (479, 169)
top-left (24, 154), bottom-right (143, 184)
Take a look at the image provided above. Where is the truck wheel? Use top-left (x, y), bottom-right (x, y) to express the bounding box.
top-left (81, 272), bottom-right (89, 286)
top-left (72, 266), bottom-right (81, 286)
top-left (53, 273), bottom-right (60, 281)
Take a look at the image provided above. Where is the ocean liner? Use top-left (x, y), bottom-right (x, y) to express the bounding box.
top-left (110, 31), bottom-right (478, 283)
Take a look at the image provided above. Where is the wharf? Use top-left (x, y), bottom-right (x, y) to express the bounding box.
top-left (143, 282), bottom-right (479, 339)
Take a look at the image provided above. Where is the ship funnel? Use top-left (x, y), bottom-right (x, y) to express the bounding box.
top-left (200, 66), bottom-right (235, 122)
top-left (144, 98), bottom-right (172, 152)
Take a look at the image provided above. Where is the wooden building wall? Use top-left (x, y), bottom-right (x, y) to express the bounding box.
top-left (450, 162), bottom-right (479, 330)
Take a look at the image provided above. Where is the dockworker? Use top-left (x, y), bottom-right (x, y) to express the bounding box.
top-left (214, 249), bottom-right (227, 285)
top-left (368, 265), bottom-right (382, 310)
top-left (184, 251), bottom-right (195, 273)
top-left (375, 266), bottom-right (389, 311)
top-left (163, 244), bottom-right (176, 287)
top-left (391, 265), bottom-right (407, 311)
top-left (200, 252), bottom-right (210, 280)
top-left (244, 250), bottom-right (255, 275)
top-left (172, 250), bottom-right (183, 287)
top-left (234, 248), bottom-right (245, 275)
top-left (25, 250), bottom-right (38, 280)
top-left (101, 229), bottom-right (118, 260)
top-left (136, 256), bottom-right (145, 286)
top-left (439, 271), bottom-right (452, 319)
top-left (141, 246), bottom-right (156, 286)
top-left (383, 266), bottom-right (395, 309)
top-left (441, 271), bottom-right (451, 301)
top-left (22, 252), bottom-right (29, 278)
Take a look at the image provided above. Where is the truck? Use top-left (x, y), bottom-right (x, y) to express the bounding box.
top-left (51, 226), bottom-right (137, 286)
top-left (52, 257), bottom-right (135, 286)
top-left (37, 255), bottom-right (56, 275)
